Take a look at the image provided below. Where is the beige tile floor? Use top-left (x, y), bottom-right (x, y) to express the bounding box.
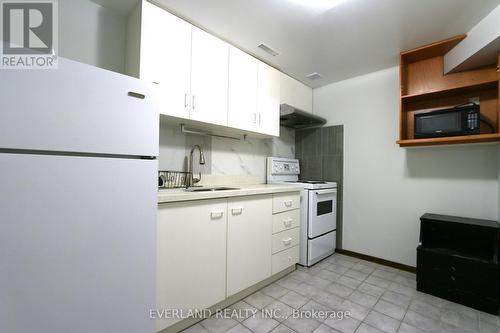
top-left (182, 254), bottom-right (500, 333)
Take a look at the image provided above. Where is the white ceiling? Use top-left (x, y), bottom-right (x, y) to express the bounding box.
top-left (89, 0), bottom-right (138, 15)
top-left (93, 0), bottom-right (500, 88)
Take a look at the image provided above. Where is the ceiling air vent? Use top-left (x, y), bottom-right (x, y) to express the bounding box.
top-left (258, 43), bottom-right (280, 56)
top-left (306, 72), bottom-right (322, 80)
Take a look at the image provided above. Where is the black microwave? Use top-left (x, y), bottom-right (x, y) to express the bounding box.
top-left (414, 104), bottom-right (480, 139)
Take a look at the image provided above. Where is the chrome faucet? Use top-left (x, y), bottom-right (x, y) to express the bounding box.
top-left (188, 145), bottom-right (206, 187)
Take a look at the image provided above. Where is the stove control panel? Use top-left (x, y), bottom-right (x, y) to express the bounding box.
top-left (267, 157), bottom-right (300, 176)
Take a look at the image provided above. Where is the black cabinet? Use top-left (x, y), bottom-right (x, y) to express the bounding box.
top-left (417, 213), bottom-right (500, 314)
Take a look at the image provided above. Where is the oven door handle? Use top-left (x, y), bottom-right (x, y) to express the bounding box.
top-left (315, 189), bottom-right (337, 196)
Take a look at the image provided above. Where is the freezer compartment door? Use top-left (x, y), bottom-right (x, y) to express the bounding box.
top-left (0, 57), bottom-right (160, 156)
top-left (0, 153), bottom-right (157, 333)
top-left (308, 231), bottom-right (336, 266)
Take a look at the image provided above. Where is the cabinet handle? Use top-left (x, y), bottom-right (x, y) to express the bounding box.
top-left (128, 91), bottom-right (145, 99)
top-left (282, 237), bottom-right (293, 246)
top-left (284, 200), bottom-right (293, 208)
top-left (253, 113), bottom-right (257, 124)
top-left (231, 207), bottom-right (243, 215)
top-left (283, 218), bottom-right (293, 228)
top-left (450, 275), bottom-right (456, 281)
top-left (184, 93), bottom-right (189, 108)
top-left (450, 266), bottom-right (456, 272)
top-left (210, 211), bottom-right (224, 219)
top-left (192, 95), bottom-right (196, 109)
top-left (258, 113), bottom-right (262, 125)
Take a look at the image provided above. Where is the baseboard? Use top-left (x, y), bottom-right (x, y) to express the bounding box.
top-left (336, 249), bottom-right (416, 273)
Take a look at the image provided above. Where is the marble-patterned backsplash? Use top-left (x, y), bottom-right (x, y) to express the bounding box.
top-left (159, 119), bottom-right (295, 184)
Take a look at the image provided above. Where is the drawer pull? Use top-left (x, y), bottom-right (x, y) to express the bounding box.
top-left (283, 218), bottom-right (293, 228)
top-left (284, 200), bottom-right (293, 208)
top-left (210, 211), bottom-right (224, 219)
top-left (282, 237), bottom-right (293, 246)
top-left (128, 91), bottom-right (145, 99)
top-left (231, 207), bottom-right (243, 215)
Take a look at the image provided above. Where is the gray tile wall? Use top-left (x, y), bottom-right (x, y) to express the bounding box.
top-left (295, 125), bottom-right (344, 249)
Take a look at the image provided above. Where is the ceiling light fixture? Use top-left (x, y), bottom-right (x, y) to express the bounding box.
top-left (288, 0), bottom-right (349, 10)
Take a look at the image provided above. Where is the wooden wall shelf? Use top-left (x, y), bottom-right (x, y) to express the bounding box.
top-left (401, 80), bottom-right (498, 103)
top-left (397, 133), bottom-right (500, 147)
top-left (398, 35), bottom-right (500, 148)
top-left (400, 35), bottom-right (466, 64)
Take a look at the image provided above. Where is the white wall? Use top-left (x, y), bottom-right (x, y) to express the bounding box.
top-left (59, 0), bottom-right (127, 73)
top-left (314, 67), bottom-right (499, 266)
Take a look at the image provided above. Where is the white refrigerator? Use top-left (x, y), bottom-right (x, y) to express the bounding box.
top-left (0, 58), bottom-right (161, 333)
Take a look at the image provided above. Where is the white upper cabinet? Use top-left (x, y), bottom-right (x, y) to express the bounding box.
top-left (228, 46), bottom-right (259, 132)
top-left (129, 1), bottom-right (192, 119)
top-left (280, 73), bottom-right (313, 113)
top-left (257, 62), bottom-right (281, 137)
top-left (190, 27), bottom-right (229, 127)
top-left (127, 1), bottom-right (281, 136)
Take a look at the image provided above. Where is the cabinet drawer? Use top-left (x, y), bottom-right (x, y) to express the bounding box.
top-left (272, 246), bottom-right (299, 275)
top-left (272, 228), bottom-right (300, 254)
top-left (272, 209), bottom-right (300, 234)
top-left (273, 193), bottom-right (300, 213)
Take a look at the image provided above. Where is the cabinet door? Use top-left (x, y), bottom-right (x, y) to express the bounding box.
top-left (228, 46), bottom-right (258, 132)
top-left (257, 62), bottom-right (281, 136)
top-left (227, 195), bottom-right (272, 297)
top-left (295, 81), bottom-right (313, 113)
top-left (157, 199), bottom-right (227, 331)
top-left (280, 73), bottom-right (296, 107)
top-left (140, 1), bottom-right (191, 119)
top-left (190, 27), bottom-right (229, 126)
top-left (280, 73), bottom-right (313, 113)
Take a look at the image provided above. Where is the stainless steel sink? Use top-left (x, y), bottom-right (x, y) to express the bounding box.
top-left (184, 187), bottom-right (240, 192)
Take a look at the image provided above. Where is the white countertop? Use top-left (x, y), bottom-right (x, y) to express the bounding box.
top-left (157, 184), bottom-right (303, 204)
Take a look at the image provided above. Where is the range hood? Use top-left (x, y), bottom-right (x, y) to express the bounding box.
top-left (280, 104), bottom-right (327, 129)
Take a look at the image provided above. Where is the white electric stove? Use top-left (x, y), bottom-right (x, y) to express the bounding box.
top-left (267, 157), bottom-right (337, 267)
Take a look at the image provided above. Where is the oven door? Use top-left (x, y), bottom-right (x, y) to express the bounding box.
top-left (308, 188), bottom-right (337, 238)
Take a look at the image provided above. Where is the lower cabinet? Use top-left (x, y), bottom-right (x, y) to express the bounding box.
top-left (271, 195), bottom-right (301, 275)
top-left (272, 246), bottom-right (300, 275)
top-left (227, 195), bottom-right (272, 297)
top-left (156, 192), bottom-right (300, 331)
top-left (156, 199), bottom-right (228, 331)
